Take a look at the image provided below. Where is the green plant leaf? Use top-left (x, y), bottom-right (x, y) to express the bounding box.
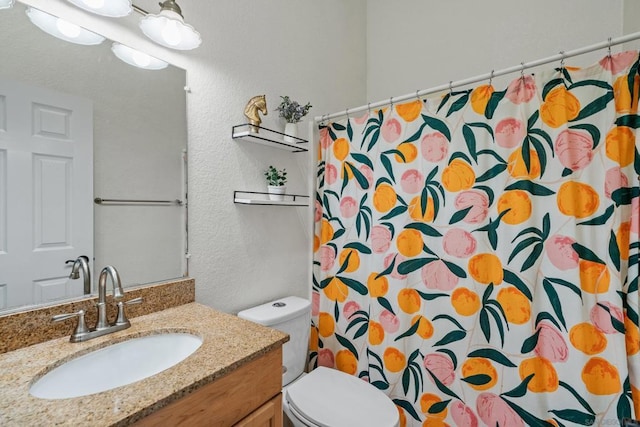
top-left (405, 222), bottom-right (442, 237)
top-left (425, 368), bottom-right (461, 400)
top-left (569, 124), bottom-right (601, 149)
top-left (433, 314), bottom-right (465, 330)
top-left (503, 269), bottom-right (533, 301)
top-left (548, 410), bottom-right (595, 426)
top-left (501, 397), bottom-right (556, 427)
top-left (475, 163), bottom-right (507, 183)
top-left (350, 152), bottom-right (374, 170)
top-left (335, 333), bottom-right (359, 360)
top-left (577, 204), bottom-right (614, 226)
top-left (447, 92), bottom-right (470, 117)
top-left (379, 205), bottom-right (407, 221)
top-left (611, 186), bottom-right (639, 206)
top-left (609, 230), bottom-right (621, 272)
top-left (449, 206), bottom-right (472, 225)
top-left (343, 242), bottom-right (372, 254)
top-left (572, 91), bottom-right (614, 122)
top-left (597, 302), bottom-right (625, 333)
top-left (468, 348), bottom-right (517, 367)
top-left (336, 276), bottom-right (368, 295)
top-left (559, 381), bottom-right (595, 415)
top-left (436, 348), bottom-right (458, 369)
top-left (434, 330), bottom-right (466, 346)
top-left (504, 180), bottom-right (555, 196)
top-left (443, 260), bottom-right (468, 278)
top-left (543, 279), bottom-right (567, 330)
top-left (416, 291), bottom-right (449, 301)
top-left (479, 308), bottom-right (491, 343)
top-left (484, 90), bottom-right (506, 119)
top-left (461, 374), bottom-right (492, 386)
top-left (546, 277), bottom-right (583, 300)
top-left (521, 329), bottom-right (541, 354)
top-left (542, 78), bottom-right (564, 99)
top-left (428, 399), bottom-right (451, 415)
top-left (398, 258), bottom-right (435, 275)
top-left (501, 374), bottom-right (534, 398)
top-left (377, 297), bottom-right (395, 315)
top-left (616, 114), bottom-right (640, 128)
top-left (395, 320), bottom-right (421, 341)
top-left (393, 399), bottom-right (421, 422)
top-left (463, 124), bottom-right (478, 163)
top-left (423, 115), bottom-right (451, 140)
top-left (571, 242), bottom-right (605, 264)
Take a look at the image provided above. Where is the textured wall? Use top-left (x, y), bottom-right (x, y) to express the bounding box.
top-left (366, 0), bottom-right (627, 102)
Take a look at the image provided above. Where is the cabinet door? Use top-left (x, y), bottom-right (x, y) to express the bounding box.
top-left (234, 394), bottom-right (282, 427)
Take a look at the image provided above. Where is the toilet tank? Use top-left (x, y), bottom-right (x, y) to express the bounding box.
top-left (237, 296), bottom-right (311, 387)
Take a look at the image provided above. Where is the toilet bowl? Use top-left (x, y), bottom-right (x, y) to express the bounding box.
top-left (238, 296), bottom-right (399, 427)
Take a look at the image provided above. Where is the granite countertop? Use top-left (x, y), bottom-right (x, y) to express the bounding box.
top-left (0, 302), bottom-right (289, 426)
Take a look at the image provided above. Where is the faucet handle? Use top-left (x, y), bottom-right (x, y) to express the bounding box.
top-left (114, 297), bottom-right (143, 326)
top-left (52, 310), bottom-right (89, 337)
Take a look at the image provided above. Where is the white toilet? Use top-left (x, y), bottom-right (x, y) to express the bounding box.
top-left (238, 296), bottom-right (399, 427)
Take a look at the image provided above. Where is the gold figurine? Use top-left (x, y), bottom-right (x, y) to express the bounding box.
top-left (244, 94), bottom-right (268, 133)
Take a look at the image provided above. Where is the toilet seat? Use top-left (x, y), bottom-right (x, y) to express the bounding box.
top-left (284, 366), bottom-right (399, 427)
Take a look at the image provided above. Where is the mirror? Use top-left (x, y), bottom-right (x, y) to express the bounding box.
top-left (0, 1), bottom-right (188, 313)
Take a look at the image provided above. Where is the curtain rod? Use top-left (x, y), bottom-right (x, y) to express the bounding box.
top-left (315, 31), bottom-right (640, 123)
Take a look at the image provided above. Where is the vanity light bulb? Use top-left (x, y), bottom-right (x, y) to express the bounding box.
top-left (132, 51), bottom-right (151, 67)
top-left (56, 18), bottom-right (81, 38)
top-left (161, 20), bottom-right (182, 46)
top-left (83, 0), bottom-right (105, 8)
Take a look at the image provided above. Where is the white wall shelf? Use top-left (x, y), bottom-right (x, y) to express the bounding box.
top-left (233, 191), bottom-right (309, 206)
top-left (232, 124), bottom-right (308, 152)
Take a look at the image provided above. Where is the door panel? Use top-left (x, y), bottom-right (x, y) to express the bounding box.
top-left (0, 78), bottom-right (93, 310)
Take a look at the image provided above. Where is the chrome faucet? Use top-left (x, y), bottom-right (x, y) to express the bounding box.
top-left (66, 255), bottom-right (91, 295)
top-left (96, 265), bottom-right (124, 330)
top-left (52, 265), bottom-right (142, 342)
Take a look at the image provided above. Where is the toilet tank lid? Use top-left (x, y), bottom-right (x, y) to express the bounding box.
top-left (237, 296), bottom-right (310, 326)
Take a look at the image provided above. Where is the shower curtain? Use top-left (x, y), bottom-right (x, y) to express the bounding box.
top-left (311, 51), bottom-right (640, 426)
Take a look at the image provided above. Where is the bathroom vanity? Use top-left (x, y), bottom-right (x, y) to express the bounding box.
top-left (0, 302), bottom-right (288, 426)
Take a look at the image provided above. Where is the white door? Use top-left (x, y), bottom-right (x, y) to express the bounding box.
top-left (0, 78), bottom-right (93, 310)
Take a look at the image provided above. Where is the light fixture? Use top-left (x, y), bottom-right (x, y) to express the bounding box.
top-left (26, 7), bottom-right (105, 45)
top-left (111, 42), bottom-right (168, 70)
top-left (139, 0), bottom-right (201, 50)
top-left (66, 0), bottom-right (132, 18)
top-left (0, 0), bottom-right (14, 10)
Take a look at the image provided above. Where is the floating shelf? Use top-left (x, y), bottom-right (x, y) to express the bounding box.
top-left (233, 191), bottom-right (309, 206)
top-left (232, 124), bottom-right (308, 152)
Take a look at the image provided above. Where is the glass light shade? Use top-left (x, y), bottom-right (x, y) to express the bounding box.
top-left (26, 7), bottom-right (105, 45)
top-left (66, 0), bottom-right (132, 18)
top-left (140, 9), bottom-right (201, 51)
top-left (0, 0), bottom-right (14, 10)
top-left (111, 43), bottom-right (168, 70)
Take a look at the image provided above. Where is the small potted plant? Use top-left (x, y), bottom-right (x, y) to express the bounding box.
top-left (276, 95), bottom-right (312, 142)
top-left (264, 165), bottom-right (287, 201)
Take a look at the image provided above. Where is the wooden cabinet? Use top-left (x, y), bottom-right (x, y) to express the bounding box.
top-left (234, 394), bottom-right (283, 427)
top-left (135, 347), bottom-right (283, 427)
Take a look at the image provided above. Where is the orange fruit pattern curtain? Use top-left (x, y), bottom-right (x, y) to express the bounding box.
top-left (312, 51), bottom-right (640, 426)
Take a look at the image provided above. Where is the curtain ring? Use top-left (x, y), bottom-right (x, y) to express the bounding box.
top-left (367, 102), bottom-right (371, 115)
top-left (416, 90), bottom-right (421, 101)
top-left (389, 96), bottom-right (394, 109)
top-left (345, 108), bottom-right (349, 119)
top-left (449, 81), bottom-right (453, 96)
top-left (489, 70), bottom-right (494, 86)
top-left (608, 37), bottom-right (612, 58)
top-left (559, 51), bottom-right (565, 71)
top-left (520, 62), bottom-right (526, 80)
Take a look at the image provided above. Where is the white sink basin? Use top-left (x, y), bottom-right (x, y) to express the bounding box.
top-left (30, 332), bottom-right (202, 399)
